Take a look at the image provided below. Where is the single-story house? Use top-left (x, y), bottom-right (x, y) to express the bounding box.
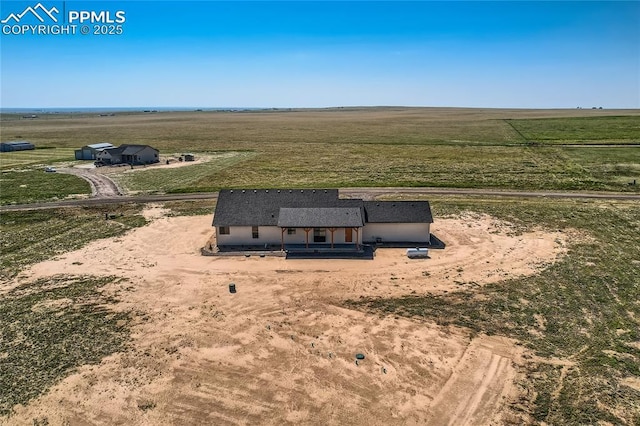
top-left (75, 142), bottom-right (115, 160)
top-left (96, 144), bottom-right (159, 165)
top-left (1, 141), bottom-right (35, 152)
top-left (212, 189), bottom-right (433, 254)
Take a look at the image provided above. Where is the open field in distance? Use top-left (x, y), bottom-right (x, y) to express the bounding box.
top-left (1, 108), bottom-right (639, 197)
top-left (0, 148), bottom-right (79, 170)
top-left (506, 116), bottom-right (640, 144)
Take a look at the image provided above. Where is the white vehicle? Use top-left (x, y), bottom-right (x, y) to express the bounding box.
top-left (44, 166), bottom-right (56, 173)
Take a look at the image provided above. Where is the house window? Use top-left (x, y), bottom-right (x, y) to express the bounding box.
top-left (313, 228), bottom-right (326, 243)
top-left (287, 228), bottom-right (296, 235)
top-left (252, 226), bottom-right (259, 239)
top-left (219, 226), bottom-right (229, 235)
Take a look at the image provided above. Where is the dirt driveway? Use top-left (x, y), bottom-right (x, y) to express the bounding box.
top-left (57, 167), bottom-right (122, 197)
top-left (8, 210), bottom-right (569, 425)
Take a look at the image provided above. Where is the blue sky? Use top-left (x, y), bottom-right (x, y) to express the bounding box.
top-left (1, 1), bottom-right (638, 108)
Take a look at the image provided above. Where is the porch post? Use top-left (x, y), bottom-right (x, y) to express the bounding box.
top-left (281, 228), bottom-right (286, 251)
top-left (329, 227), bottom-right (336, 249)
top-left (354, 227), bottom-right (359, 249)
top-left (304, 228), bottom-right (311, 248)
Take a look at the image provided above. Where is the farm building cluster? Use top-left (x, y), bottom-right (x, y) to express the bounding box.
top-left (212, 189), bottom-right (434, 257)
top-left (75, 143), bottom-right (159, 165)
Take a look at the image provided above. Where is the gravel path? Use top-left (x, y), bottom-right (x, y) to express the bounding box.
top-left (57, 167), bottom-right (123, 197)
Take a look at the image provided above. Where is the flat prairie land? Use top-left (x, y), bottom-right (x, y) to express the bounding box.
top-left (1, 108), bottom-right (639, 423)
top-left (1, 197), bottom-right (639, 424)
top-left (0, 148), bottom-right (79, 170)
top-left (2, 108), bottom-right (639, 194)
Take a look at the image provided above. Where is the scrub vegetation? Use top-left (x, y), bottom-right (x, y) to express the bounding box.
top-left (347, 197), bottom-right (640, 424)
top-left (0, 147), bottom-right (78, 170)
top-left (0, 169), bottom-right (90, 205)
top-left (0, 205), bottom-right (147, 279)
top-left (0, 275), bottom-right (131, 416)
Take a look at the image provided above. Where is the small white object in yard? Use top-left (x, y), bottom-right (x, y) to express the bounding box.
top-left (44, 166), bottom-right (56, 173)
top-left (407, 248), bottom-right (429, 259)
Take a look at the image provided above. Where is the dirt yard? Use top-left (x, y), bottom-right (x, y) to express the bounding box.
top-left (7, 208), bottom-right (568, 425)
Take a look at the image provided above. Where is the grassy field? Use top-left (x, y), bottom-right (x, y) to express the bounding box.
top-left (162, 199), bottom-right (216, 216)
top-left (0, 148), bottom-right (79, 170)
top-left (0, 275), bottom-right (131, 416)
top-left (0, 147), bottom-right (92, 205)
top-left (347, 197), bottom-right (640, 424)
top-left (0, 169), bottom-right (91, 205)
top-left (2, 108), bottom-right (639, 193)
top-left (111, 151), bottom-right (256, 194)
top-left (507, 116), bottom-right (640, 144)
top-left (0, 205), bottom-right (150, 414)
top-left (0, 205), bottom-right (147, 279)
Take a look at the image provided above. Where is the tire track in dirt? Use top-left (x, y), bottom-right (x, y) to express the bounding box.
top-left (426, 336), bottom-right (519, 426)
top-left (57, 168), bottom-right (123, 197)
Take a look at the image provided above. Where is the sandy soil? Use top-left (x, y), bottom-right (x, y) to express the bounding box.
top-left (5, 211), bottom-right (569, 425)
top-left (97, 155), bottom-right (208, 175)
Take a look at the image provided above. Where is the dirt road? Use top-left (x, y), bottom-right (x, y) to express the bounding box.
top-left (57, 167), bottom-right (122, 198)
top-left (1, 187), bottom-right (639, 212)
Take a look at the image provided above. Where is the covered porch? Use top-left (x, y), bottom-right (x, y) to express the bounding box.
top-left (279, 227), bottom-right (362, 250)
top-left (277, 206), bottom-right (364, 251)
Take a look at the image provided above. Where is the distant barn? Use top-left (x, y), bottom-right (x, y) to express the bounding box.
top-left (0, 141), bottom-right (35, 152)
top-left (75, 142), bottom-right (115, 160)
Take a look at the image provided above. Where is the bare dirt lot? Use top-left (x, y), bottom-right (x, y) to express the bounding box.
top-left (6, 209), bottom-right (568, 425)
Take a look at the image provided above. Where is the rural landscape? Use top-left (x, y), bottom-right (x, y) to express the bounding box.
top-left (1, 107), bottom-right (639, 425)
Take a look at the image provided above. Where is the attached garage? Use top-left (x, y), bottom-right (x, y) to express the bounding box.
top-left (362, 201), bottom-right (432, 243)
top-left (363, 223), bottom-right (430, 243)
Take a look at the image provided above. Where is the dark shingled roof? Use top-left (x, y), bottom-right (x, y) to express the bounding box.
top-left (363, 201), bottom-right (433, 224)
top-left (104, 144), bottom-right (158, 156)
top-left (278, 207), bottom-right (364, 228)
top-left (213, 189), bottom-right (433, 226)
top-left (213, 189), bottom-right (341, 226)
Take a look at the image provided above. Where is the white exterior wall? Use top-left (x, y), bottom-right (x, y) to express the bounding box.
top-left (217, 226), bottom-right (365, 246)
top-left (97, 150), bottom-right (114, 163)
top-left (281, 227), bottom-right (363, 245)
top-left (137, 147), bottom-right (159, 163)
top-left (216, 226), bottom-right (281, 245)
top-left (363, 223), bottom-right (431, 243)
top-left (281, 228), bottom-right (307, 245)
